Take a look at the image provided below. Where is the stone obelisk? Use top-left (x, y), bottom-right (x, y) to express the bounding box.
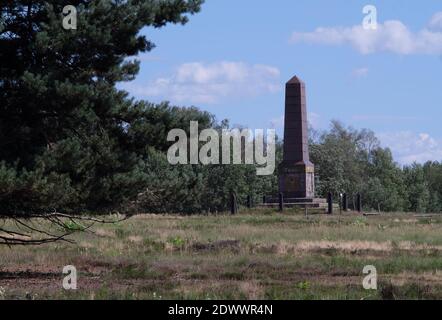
top-left (278, 76), bottom-right (315, 199)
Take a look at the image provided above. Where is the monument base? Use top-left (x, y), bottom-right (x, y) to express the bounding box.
top-left (278, 161), bottom-right (315, 199)
top-left (262, 197), bottom-right (327, 209)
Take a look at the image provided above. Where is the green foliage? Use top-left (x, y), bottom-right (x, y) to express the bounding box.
top-left (62, 220), bottom-right (85, 232)
top-left (310, 121), bottom-right (441, 213)
top-left (168, 236), bottom-right (185, 248)
top-left (403, 164), bottom-right (431, 213)
top-left (297, 281), bottom-right (311, 290)
top-left (135, 146), bottom-right (278, 214)
top-left (0, 1), bottom-right (205, 215)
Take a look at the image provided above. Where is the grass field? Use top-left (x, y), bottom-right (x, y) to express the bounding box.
top-left (1, 209), bottom-right (442, 300)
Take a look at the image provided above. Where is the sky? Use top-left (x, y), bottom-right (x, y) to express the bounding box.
top-left (121, 0), bottom-right (442, 165)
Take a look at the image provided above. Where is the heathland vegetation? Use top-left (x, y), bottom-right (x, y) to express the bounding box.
top-left (1, 211), bottom-right (442, 299)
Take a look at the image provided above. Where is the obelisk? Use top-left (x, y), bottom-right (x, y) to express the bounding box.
top-left (278, 76), bottom-right (315, 199)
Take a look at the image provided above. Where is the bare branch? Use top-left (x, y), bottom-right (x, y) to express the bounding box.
top-left (0, 211), bottom-right (131, 246)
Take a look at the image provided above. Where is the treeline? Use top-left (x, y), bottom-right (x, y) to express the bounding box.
top-left (311, 121), bottom-right (442, 213)
top-left (2, 106), bottom-right (442, 214)
top-left (0, 103), bottom-right (276, 215)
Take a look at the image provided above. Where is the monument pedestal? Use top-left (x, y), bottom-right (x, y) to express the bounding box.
top-left (279, 161), bottom-right (315, 199)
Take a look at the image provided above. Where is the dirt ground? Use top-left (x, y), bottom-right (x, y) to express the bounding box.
top-left (1, 210), bottom-right (442, 299)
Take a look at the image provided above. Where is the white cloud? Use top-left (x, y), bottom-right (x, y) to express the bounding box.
top-left (429, 12), bottom-right (442, 30)
top-left (124, 61), bottom-right (281, 104)
top-left (290, 16), bottom-right (442, 55)
top-left (378, 131), bottom-right (442, 164)
top-left (351, 67), bottom-right (369, 78)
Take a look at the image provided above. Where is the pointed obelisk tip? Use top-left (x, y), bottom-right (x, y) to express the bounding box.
top-left (286, 75), bottom-right (304, 85)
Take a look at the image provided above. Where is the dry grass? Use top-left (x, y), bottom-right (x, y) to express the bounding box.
top-left (1, 210), bottom-right (442, 300)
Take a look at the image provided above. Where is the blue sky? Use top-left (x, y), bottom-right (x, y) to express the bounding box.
top-left (122, 0), bottom-right (442, 165)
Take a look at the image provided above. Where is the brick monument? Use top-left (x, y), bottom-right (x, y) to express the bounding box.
top-left (279, 75), bottom-right (315, 199)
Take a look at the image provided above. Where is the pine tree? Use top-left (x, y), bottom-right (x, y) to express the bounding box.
top-left (0, 1), bottom-right (205, 214)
